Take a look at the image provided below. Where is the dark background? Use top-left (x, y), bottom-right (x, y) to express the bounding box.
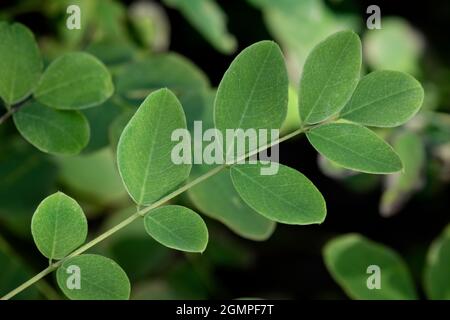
top-left (2, 0), bottom-right (449, 299)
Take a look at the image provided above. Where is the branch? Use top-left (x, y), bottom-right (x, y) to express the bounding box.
top-left (1, 126), bottom-right (309, 300)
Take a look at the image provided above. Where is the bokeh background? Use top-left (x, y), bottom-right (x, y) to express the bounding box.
top-left (1, 0), bottom-right (449, 299)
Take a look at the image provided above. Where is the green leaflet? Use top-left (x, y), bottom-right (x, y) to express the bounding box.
top-left (117, 89), bottom-right (191, 205)
top-left (214, 40), bottom-right (288, 158)
top-left (188, 166), bottom-right (275, 241)
top-left (307, 122), bottom-right (403, 174)
top-left (323, 234), bottom-right (418, 300)
top-left (13, 101), bottom-right (90, 155)
top-left (230, 163), bottom-right (326, 225)
top-left (56, 254), bottom-right (130, 300)
top-left (340, 71), bottom-right (424, 127)
top-left (0, 22), bottom-right (42, 106)
top-left (163, 0), bottom-right (236, 54)
top-left (34, 52), bottom-right (113, 110)
top-left (298, 30), bottom-right (361, 124)
top-left (380, 132), bottom-right (425, 216)
top-left (424, 225), bottom-right (450, 300)
top-left (31, 192), bottom-right (87, 260)
top-left (128, 1), bottom-right (170, 51)
top-left (144, 205), bottom-right (208, 253)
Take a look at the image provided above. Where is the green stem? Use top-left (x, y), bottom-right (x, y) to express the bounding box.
top-left (0, 96), bottom-right (32, 125)
top-left (1, 126), bottom-right (308, 300)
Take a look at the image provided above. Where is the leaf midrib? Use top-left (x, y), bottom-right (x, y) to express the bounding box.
top-left (309, 128), bottom-right (397, 170)
top-left (16, 109), bottom-right (83, 148)
top-left (340, 87), bottom-right (419, 118)
top-left (233, 166), bottom-right (316, 220)
top-left (138, 92), bottom-right (166, 204)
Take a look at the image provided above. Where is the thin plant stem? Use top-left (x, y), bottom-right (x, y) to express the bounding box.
top-left (0, 96), bottom-right (32, 125)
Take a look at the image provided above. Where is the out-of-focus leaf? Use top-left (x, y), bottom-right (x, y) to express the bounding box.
top-left (324, 233), bottom-right (418, 299)
top-left (163, 0), bottom-right (236, 54)
top-left (82, 99), bottom-right (122, 153)
top-left (129, 1), bottom-right (170, 51)
top-left (0, 236), bottom-right (40, 299)
top-left (189, 166), bottom-right (275, 241)
top-left (116, 53), bottom-right (209, 106)
top-left (363, 17), bottom-right (424, 75)
top-left (317, 154), bottom-right (356, 179)
top-left (132, 281), bottom-right (179, 300)
top-left (380, 132), bottom-right (425, 217)
top-left (280, 85), bottom-right (301, 134)
top-left (0, 139), bottom-right (57, 217)
top-left (86, 41), bottom-right (136, 66)
top-left (167, 260), bottom-right (211, 299)
top-left (100, 207), bottom-right (171, 282)
top-left (57, 148), bottom-right (127, 205)
top-left (109, 109), bottom-right (134, 152)
top-left (424, 225), bottom-right (450, 300)
top-left (248, 0), bottom-right (358, 77)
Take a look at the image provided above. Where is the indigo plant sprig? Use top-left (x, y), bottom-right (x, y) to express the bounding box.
top-left (0, 26), bottom-right (424, 300)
